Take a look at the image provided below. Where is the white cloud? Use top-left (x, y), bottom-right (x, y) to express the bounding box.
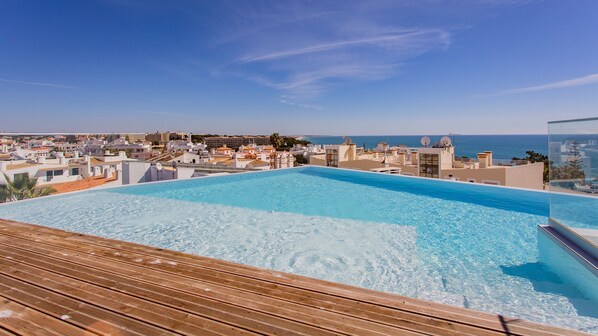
top-left (490, 73), bottom-right (598, 96)
top-left (0, 78), bottom-right (77, 89)
top-left (238, 29), bottom-right (449, 64)
top-left (213, 2), bottom-right (452, 100)
top-left (277, 96), bottom-right (322, 110)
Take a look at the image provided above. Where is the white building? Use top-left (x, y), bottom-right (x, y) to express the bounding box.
top-left (166, 140), bottom-right (208, 154)
top-left (105, 138), bottom-right (152, 160)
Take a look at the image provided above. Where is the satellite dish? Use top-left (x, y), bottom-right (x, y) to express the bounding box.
top-left (440, 136), bottom-right (452, 147)
top-left (420, 136), bottom-right (431, 147)
top-left (156, 163), bottom-right (163, 171)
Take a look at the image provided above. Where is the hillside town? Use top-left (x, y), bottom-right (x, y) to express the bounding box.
top-left (0, 132), bottom-right (299, 197)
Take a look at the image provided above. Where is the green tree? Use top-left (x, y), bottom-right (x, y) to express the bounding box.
top-left (65, 134), bottom-right (77, 143)
top-left (549, 142), bottom-right (586, 183)
top-left (270, 132), bottom-right (284, 149)
top-left (0, 174), bottom-right (55, 203)
top-left (294, 154), bottom-right (308, 165)
top-left (513, 150), bottom-right (550, 182)
top-left (562, 142), bottom-right (585, 180)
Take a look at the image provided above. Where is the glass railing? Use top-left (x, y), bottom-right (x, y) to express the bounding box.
top-left (548, 117), bottom-right (598, 258)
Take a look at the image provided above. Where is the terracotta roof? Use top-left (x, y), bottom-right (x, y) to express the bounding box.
top-left (48, 176), bottom-right (117, 194)
top-left (250, 160), bottom-right (270, 167)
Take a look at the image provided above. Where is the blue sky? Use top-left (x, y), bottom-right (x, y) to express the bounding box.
top-left (1, 0), bottom-right (597, 135)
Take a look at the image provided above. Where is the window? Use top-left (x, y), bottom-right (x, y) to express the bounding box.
top-left (326, 150), bottom-right (339, 167)
top-left (54, 170), bottom-right (64, 176)
top-left (419, 154), bottom-right (439, 178)
top-left (71, 168), bottom-right (79, 176)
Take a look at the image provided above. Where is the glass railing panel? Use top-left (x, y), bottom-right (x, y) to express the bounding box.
top-left (548, 117), bottom-right (598, 254)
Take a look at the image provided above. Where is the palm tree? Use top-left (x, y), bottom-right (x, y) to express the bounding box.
top-left (269, 132), bottom-right (284, 149)
top-left (1, 174), bottom-right (55, 203)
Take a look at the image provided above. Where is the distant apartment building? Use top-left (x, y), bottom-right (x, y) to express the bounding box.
top-left (55, 142), bottom-right (83, 155)
top-left (125, 133), bottom-right (147, 143)
top-left (146, 131), bottom-right (190, 144)
top-left (145, 132), bottom-right (170, 144)
top-left (310, 141), bottom-right (544, 190)
top-left (204, 136), bottom-right (270, 149)
top-left (166, 140), bottom-right (208, 154)
top-left (105, 138), bottom-right (152, 160)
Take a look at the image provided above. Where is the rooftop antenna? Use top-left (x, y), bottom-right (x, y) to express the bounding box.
top-left (440, 136), bottom-right (452, 147)
top-left (420, 136), bottom-right (431, 148)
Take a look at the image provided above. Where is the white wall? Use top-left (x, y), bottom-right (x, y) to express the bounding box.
top-left (122, 161), bottom-right (152, 185)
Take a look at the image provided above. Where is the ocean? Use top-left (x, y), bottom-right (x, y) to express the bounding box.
top-left (303, 135), bottom-right (548, 160)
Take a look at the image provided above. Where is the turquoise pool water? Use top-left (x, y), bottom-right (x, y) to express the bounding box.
top-left (0, 166), bottom-right (596, 332)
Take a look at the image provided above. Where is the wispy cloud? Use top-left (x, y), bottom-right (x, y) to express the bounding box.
top-left (168, 0), bottom-right (534, 104)
top-left (238, 29), bottom-right (448, 64)
top-left (0, 78), bottom-right (77, 89)
top-left (229, 29), bottom-right (448, 98)
top-left (277, 96), bottom-right (322, 110)
top-left (488, 73), bottom-right (598, 96)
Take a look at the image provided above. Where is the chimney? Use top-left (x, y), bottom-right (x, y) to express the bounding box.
top-left (484, 151), bottom-right (493, 166)
top-left (57, 152), bottom-right (66, 165)
top-left (397, 152), bottom-right (406, 166)
top-left (478, 153), bottom-right (488, 168)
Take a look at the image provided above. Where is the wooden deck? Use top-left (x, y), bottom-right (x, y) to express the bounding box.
top-left (0, 219), bottom-right (589, 336)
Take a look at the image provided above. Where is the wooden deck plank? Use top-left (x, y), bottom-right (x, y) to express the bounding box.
top-left (0, 240), bottom-right (428, 336)
top-left (0, 224), bottom-right (526, 336)
top-left (0, 223), bottom-right (576, 335)
top-left (0, 275), bottom-right (177, 336)
top-left (0, 328), bottom-right (17, 336)
top-left (0, 258), bottom-right (260, 336)
top-left (0, 252), bottom-right (342, 336)
top-left (0, 297), bottom-right (97, 336)
top-left (0, 220), bottom-right (559, 335)
top-left (0, 233), bottom-right (504, 336)
top-left (0, 219), bottom-right (591, 336)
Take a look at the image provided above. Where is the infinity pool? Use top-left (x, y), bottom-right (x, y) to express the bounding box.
top-left (1, 166), bottom-right (596, 333)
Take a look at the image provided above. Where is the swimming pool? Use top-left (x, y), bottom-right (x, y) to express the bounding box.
top-left (1, 166), bottom-right (596, 333)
